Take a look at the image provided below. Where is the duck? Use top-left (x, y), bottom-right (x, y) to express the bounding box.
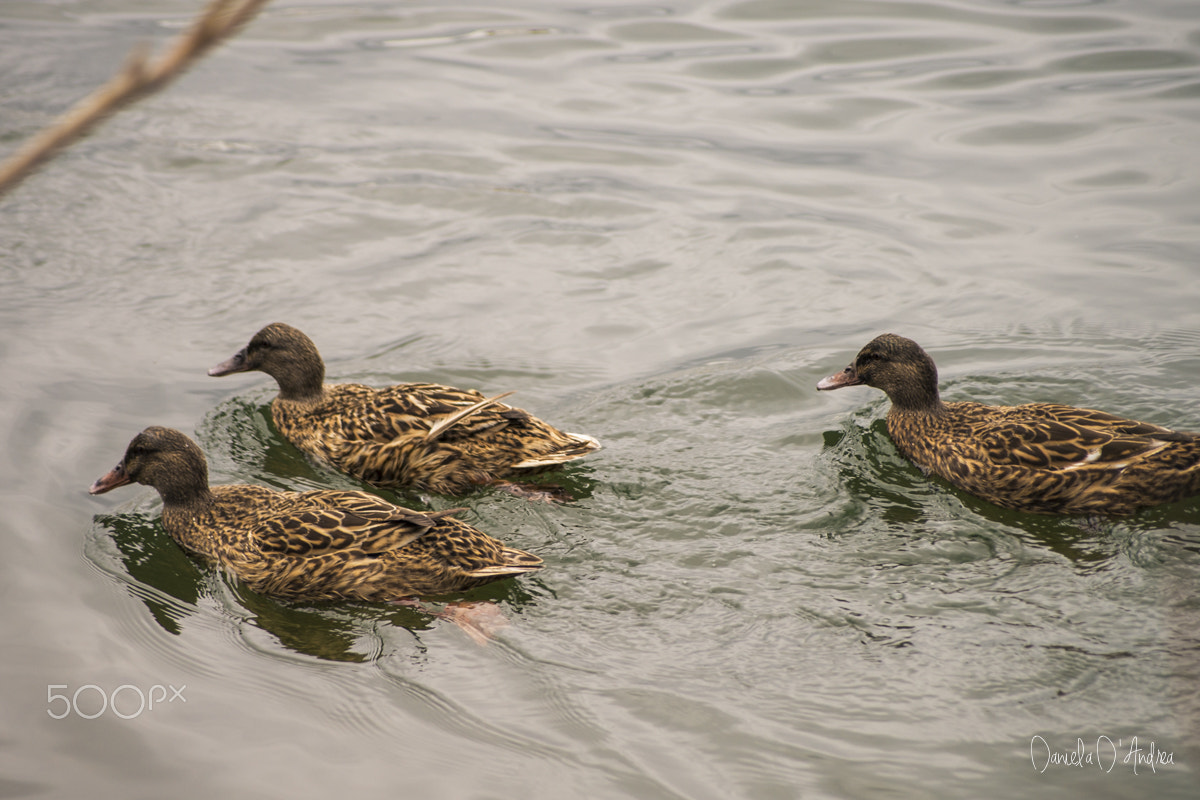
top-left (817, 333), bottom-right (1200, 515)
top-left (208, 323), bottom-right (600, 499)
top-left (88, 427), bottom-right (544, 602)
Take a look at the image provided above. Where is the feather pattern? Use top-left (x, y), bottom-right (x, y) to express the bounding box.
top-left (89, 427), bottom-right (543, 600)
top-left (819, 334), bottom-right (1200, 515)
top-left (209, 324), bottom-right (600, 496)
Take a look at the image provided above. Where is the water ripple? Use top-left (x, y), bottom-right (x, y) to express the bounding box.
top-left (6, 0), bottom-right (1200, 797)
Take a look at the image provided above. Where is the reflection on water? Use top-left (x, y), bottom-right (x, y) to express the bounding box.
top-left (4, 0), bottom-right (1200, 797)
top-left (87, 512), bottom-right (201, 635)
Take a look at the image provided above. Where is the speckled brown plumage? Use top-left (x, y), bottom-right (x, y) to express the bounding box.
top-left (209, 323), bottom-right (600, 496)
top-left (818, 334), bottom-right (1200, 515)
top-left (89, 427), bottom-right (543, 600)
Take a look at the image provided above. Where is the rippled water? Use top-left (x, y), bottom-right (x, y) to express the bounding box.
top-left (2, 0), bottom-right (1199, 797)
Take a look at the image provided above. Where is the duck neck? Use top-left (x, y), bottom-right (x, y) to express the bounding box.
top-left (881, 353), bottom-right (944, 414)
top-left (158, 476), bottom-right (216, 511)
top-left (157, 479), bottom-right (218, 550)
top-left (274, 362), bottom-right (326, 403)
top-left (278, 380), bottom-right (325, 403)
top-left (885, 379), bottom-right (944, 415)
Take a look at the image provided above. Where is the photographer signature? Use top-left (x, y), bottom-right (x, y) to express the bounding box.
top-left (1030, 735), bottom-right (1175, 775)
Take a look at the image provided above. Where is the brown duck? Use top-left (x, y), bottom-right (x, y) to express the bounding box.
top-left (89, 427), bottom-right (544, 601)
top-left (209, 323), bottom-right (600, 499)
top-left (818, 333), bottom-right (1200, 515)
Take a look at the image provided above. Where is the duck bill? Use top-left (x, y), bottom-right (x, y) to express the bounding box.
top-left (208, 348), bottom-right (248, 377)
top-left (817, 365), bottom-right (861, 391)
top-left (89, 462), bottom-right (130, 495)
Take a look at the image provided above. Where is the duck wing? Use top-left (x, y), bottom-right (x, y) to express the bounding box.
top-left (424, 391), bottom-right (517, 443)
top-left (295, 489), bottom-right (444, 520)
top-left (975, 404), bottom-right (1186, 472)
top-left (254, 492), bottom-right (463, 556)
top-left (327, 383), bottom-right (527, 443)
top-left (1027, 403), bottom-right (1191, 438)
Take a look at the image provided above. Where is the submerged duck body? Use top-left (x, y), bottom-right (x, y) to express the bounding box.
top-left (818, 334), bottom-right (1200, 515)
top-left (209, 323), bottom-right (600, 497)
top-left (89, 427), bottom-right (543, 600)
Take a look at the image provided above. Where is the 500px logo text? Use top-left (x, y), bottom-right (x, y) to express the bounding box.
top-left (47, 684), bottom-right (186, 719)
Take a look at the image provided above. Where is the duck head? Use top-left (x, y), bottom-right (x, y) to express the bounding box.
top-left (209, 322), bottom-right (325, 401)
top-left (817, 333), bottom-right (941, 411)
top-left (89, 426), bottom-right (211, 504)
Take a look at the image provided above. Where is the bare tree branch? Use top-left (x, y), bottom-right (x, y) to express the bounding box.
top-left (0, 0), bottom-right (274, 200)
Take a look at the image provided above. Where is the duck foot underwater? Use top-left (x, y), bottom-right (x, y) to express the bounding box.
top-left (391, 598), bottom-right (510, 646)
top-left (490, 479), bottom-right (575, 503)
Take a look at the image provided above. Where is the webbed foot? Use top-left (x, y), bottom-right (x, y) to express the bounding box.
top-left (491, 479), bottom-right (574, 503)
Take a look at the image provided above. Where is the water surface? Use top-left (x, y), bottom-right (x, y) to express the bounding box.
top-left (2, 0), bottom-right (1198, 797)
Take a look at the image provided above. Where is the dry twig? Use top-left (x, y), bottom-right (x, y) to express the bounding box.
top-left (0, 0), bottom-right (273, 199)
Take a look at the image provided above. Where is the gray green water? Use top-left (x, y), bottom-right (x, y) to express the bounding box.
top-left (2, 1), bottom-right (1199, 797)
